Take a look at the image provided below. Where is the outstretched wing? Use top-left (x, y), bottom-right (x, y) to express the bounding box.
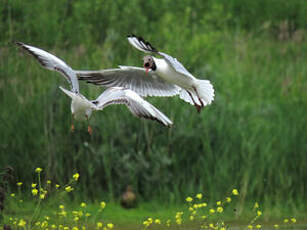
top-left (76, 66), bottom-right (180, 97)
top-left (127, 35), bottom-right (194, 78)
top-left (94, 87), bottom-right (173, 127)
top-left (16, 42), bottom-right (79, 93)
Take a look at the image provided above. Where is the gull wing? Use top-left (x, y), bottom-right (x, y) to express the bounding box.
top-left (76, 66), bottom-right (180, 97)
top-left (127, 35), bottom-right (194, 78)
top-left (127, 34), bottom-right (158, 54)
top-left (16, 42), bottom-right (79, 93)
top-left (94, 87), bottom-right (173, 127)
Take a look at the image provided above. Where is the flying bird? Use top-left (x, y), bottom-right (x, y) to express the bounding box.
top-left (15, 42), bottom-right (173, 133)
top-left (76, 35), bottom-right (214, 112)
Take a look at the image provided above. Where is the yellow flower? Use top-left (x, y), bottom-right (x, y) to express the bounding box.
top-left (74, 216), bottom-right (79, 222)
top-left (100, 201), bottom-right (106, 209)
top-left (196, 193), bottom-right (203, 199)
top-left (97, 222), bottom-right (103, 228)
top-left (209, 208), bottom-right (215, 214)
top-left (18, 219), bottom-right (26, 227)
top-left (256, 224), bottom-right (261, 229)
top-left (65, 186), bottom-right (74, 192)
top-left (166, 219), bottom-right (171, 227)
top-left (52, 224), bottom-right (57, 229)
top-left (107, 223), bottom-right (114, 229)
top-left (81, 202), bottom-right (86, 208)
top-left (59, 210), bottom-right (67, 217)
top-left (73, 173), bottom-right (80, 181)
top-left (154, 219), bottom-right (161, 224)
top-left (190, 215), bottom-right (194, 221)
top-left (291, 218), bottom-right (296, 223)
top-left (186, 196), bottom-right (193, 202)
top-left (209, 223), bottom-right (214, 228)
top-left (35, 168), bottom-right (43, 173)
top-left (274, 224), bottom-right (279, 228)
top-left (189, 207), bottom-right (194, 211)
top-left (221, 227), bottom-right (226, 230)
top-left (32, 183), bottom-right (37, 188)
top-left (217, 207), bottom-right (223, 213)
top-left (17, 182), bottom-right (23, 186)
top-left (56, 184), bottom-right (60, 189)
top-left (257, 210), bottom-right (262, 216)
top-left (45, 216), bottom-right (50, 220)
top-left (232, 189), bottom-right (239, 195)
top-left (201, 202), bottom-right (207, 207)
top-left (72, 227), bottom-right (79, 230)
top-left (201, 215), bottom-right (207, 219)
top-left (59, 204), bottom-right (65, 209)
top-left (64, 227), bottom-right (69, 230)
top-left (41, 221), bottom-right (48, 228)
top-left (47, 180), bottom-right (51, 184)
top-left (248, 225), bottom-right (253, 229)
top-left (254, 202), bottom-right (259, 209)
top-left (85, 213), bottom-right (91, 217)
top-left (216, 201), bottom-right (221, 206)
top-left (10, 193), bottom-right (15, 197)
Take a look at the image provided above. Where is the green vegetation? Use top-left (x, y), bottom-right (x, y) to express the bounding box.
top-left (1, 170), bottom-right (301, 229)
top-left (1, 0), bottom-right (307, 221)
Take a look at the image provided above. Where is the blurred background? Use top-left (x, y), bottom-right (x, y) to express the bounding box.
top-left (1, 0), bottom-right (307, 214)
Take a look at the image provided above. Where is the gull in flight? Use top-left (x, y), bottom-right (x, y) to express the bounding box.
top-left (76, 35), bottom-right (214, 112)
top-left (16, 42), bottom-right (173, 134)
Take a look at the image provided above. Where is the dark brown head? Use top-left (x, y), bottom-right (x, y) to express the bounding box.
top-left (143, 55), bottom-right (156, 73)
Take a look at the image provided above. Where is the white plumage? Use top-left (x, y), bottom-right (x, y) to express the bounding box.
top-left (16, 42), bottom-right (173, 129)
top-left (76, 35), bottom-right (215, 112)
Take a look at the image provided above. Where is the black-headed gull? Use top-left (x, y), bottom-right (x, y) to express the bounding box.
top-left (76, 35), bottom-right (214, 112)
top-left (15, 42), bottom-right (173, 133)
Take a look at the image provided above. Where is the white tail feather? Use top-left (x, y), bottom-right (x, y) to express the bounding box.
top-left (179, 80), bottom-right (214, 107)
top-left (194, 79), bottom-right (215, 106)
top-left (59, 86), bottom-right (78, 99)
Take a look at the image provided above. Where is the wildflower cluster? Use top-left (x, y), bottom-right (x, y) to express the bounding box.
top-left (175, 211), bottom-right (183, 224)
top-left (5, 168), bottom-right (116, 230)
top-left (138, 188), bottom-right (298, 230)
top-left (4, 170), bottom-right (299, 230)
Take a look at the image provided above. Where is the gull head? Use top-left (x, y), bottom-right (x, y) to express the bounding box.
top-left (143, 55), bottom-right (155, 74)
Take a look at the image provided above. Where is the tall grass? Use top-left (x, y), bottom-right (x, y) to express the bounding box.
top-left (0, 0), bottom-right (307, 213)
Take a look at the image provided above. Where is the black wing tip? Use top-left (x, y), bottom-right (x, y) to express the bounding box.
top-left (127, 34), bottom-right (136, 38)
top-left (15, 42), bottom-right (48, 68)
top-left (127, 34), bottom-right (158, 53)
top-left (15, 41), bottom-right (24, 47)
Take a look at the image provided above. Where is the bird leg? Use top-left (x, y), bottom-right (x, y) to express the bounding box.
top-left (71, 114), bottom-right (75, 132)
top-left (193, 86), bottom-right (204, 108)
top-left (86, 115), bottom-right (93, 135)
top-left (188, 91), bottom-right (202, 113)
